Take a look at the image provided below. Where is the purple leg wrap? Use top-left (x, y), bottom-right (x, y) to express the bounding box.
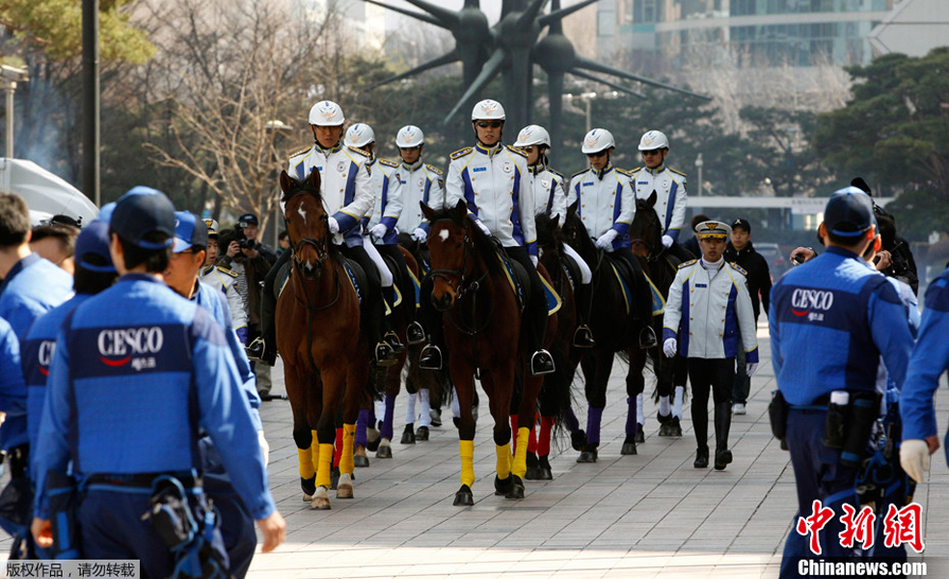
top-left (586, 407), bottom-right (604, 446)
top-left (381, 394), bottom-right (396, 440)
top-left (565, 407), bottom-right (580, 433)
top-left (625, 396), bottom-right (637, 436)
top-left (355, 409), bottom-right (369, 448)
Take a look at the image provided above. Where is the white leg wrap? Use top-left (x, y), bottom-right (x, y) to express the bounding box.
top-left (405, 392), bottom-right (417, 424)
top-left (636, 393), bottom-right (645, 425)
top-left (562, 243), bottom-right (593, 284)
top-left (659, 396), bottom-right (671, 416)
top-left (674, 386), bottom-right (684, 419)
top-left (418, 389), bottom-right (432, 427)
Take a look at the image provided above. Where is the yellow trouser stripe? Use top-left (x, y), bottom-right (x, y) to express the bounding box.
top-left (460, 440), bottom-right (475, 487)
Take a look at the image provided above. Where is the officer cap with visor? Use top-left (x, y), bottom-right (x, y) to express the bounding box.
top-left (110, 188), bottom-right (176, 250)
top-left (173, 211), bottom-right (209, 253)
top-left (204, 219), bottom-right (219, 237)
top-left (694, 220), bottom-right (731, 240)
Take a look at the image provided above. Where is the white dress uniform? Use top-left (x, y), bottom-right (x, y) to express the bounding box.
top-left (397, 160), bottom-right (445, 234)
top-left (199, 264), bottom-right (247, 334)
top-left (566, 164), bottom-right (636, 250)
top-left (627, 164), bottom-right (688, 242)
top-left (663, 258), bottom-right (758, 361)
top-left (445, 143), bottom-right (536, 254)
top-left (287, 143), bottom-right (373, 247)
top-left (530, 165), bottom-right (567, 224)
top-left (364, 157), bottom-right (403, 246)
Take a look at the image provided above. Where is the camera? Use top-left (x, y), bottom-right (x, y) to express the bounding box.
top-left (239, 238), bottom-right (256, 250)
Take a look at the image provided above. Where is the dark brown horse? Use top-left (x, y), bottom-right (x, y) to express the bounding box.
top-left (276, 168), bottom-right (368, 510)
top-left (421, 200), bottom-right (554, 505)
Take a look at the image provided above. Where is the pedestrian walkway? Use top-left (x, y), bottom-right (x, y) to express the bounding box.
top-left (247, 323), bottom-right (947, 578)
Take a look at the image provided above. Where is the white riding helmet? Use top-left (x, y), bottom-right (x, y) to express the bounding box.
top-left (396, 125), bottom-right (425, 148)
top-left (638, 129), bottom-right (669, 151)
top-left (471, 99), bottom-right (506, 121)
top-left (345, 123), bottom-right (375, 148)
top-left (514, 125), bottom-right (550, 148)
top-left (308, 100), bottom-right (345, 126)
top-left (581, 128), bottom-right (615, 154)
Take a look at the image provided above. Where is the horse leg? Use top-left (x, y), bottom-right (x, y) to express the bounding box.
top-left (354, 402), bottom-right (371, 468)
top-left (337, 360), bottom-right (370, 500)
top-left (578, 350), bottom-right (612, 463)
top-left (482, 364), bottom-right (516, 499)
top-left (377, 389), bottom-right (396, 459)
top-left (284, 364), bottom-right (317, 501)
top-left (511, 372), bottom-right (544, 498)
top-left (623, 347), bottom-right (647, 454)
top-left (449, 358), bottom-right (477, 506)
top-left (311, 368), bottom-right (345, 510)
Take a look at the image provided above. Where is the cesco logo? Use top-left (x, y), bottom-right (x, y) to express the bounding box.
top-left (98, 327), bottom-right (164, 367)
top-left (37, 340), bottom-right (55, 376)
top-left (791, 289), bottom-right (834, 316)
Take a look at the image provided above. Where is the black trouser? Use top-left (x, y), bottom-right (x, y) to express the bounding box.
top-left (339, 243), bottom-right (386, 345)
top-left (687, 357), bottom-right (735, 451)
top-left (612, 246), bottom-right (654, 327)
top-left (375, 242), bottom-right (414, 321)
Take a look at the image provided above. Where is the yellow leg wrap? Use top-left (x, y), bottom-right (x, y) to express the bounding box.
top-left (512, 427), bottom-right (531, 479)
top-left (460, 440), bottom-right (475, 487)
top-left (315, 443), bottom-right (334, 490)
top-left (310, 430), bottom-right (320, 480)
top-left (496, 442), bottom-right (512, 480)
top-left (339, 423), bottom-right (356, 474)
top-left (298, 447), bottom-right (315, 480)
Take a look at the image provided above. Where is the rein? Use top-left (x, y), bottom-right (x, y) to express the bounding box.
top-left (428, 219), bottom-right (493, 336)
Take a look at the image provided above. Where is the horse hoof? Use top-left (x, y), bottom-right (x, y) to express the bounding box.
top-left (538, 456), bottom-right (553, 480)
top-left (430, 408), bottom-right (442, 427)
top-left (621, 441), bottom-right (638, 455)
top-left (454, 484), bottom-right (474, 506)
top-left (577, 449), bottom-right (598, 463)
top-left (301, 475), bottom-right (316, 498)
top-left (668, 417), bottom-right (682, 437)
top-left (354, 455), bottom-right (370, 468)
top-left (505, 475), bottom-right (525, 499)
top-left (366, 428), bottom-right (381, 452)
top-left (415, 426), bottom-right (429, 441)
top-left (571, 430), bottom-right (587, 451)
top-left (336, 473), bottom-right (354, 499)
top-left (310, 487), bottom-right (331, 510)
top-left (635, 424), bottom-right (645, 444)
top-left (494, 475), bottom-right (514, 496)
top-left (401, 424), bottom-right (416, 445)
top-left (524, 466), bottom-right (541, 480)
top-left (376, 441), bottom-right (392, 459)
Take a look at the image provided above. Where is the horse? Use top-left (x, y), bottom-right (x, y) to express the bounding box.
top-left (276, 168), bottom-right (369, 510)
top-left (420, 200), bottom-right (554, 505)
top-left (628, 190), bottom-right (690, 436)
top-left (559, 202), bottom-right (646, 461)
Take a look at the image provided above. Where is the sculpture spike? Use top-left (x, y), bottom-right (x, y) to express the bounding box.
top-left (364, 0), bottom-right (443, 28)
top-left (367, 49), bottom-right (460, 90)
top-left (574, 55), bottom-right (712, 100)
top-left (516, 0), bottom-right (550, 30)
top-left (569, 69), bottom-right (646, 99)
top-left (402, 0), bottom-right (460, 27)
top-left (538, 0), bottom-right (599, 30)
top-left (444, 49), bottom-right (506, 125)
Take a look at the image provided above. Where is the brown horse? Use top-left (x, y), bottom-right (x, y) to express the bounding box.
top-left (276, 168), bottom-right (369, 510)
top-left (421, 200), bottom-right (554, 505)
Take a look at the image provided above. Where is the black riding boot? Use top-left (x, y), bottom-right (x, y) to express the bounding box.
top-left (692, 398), bottom-right (709, 469)
top-left (418, 278), bottom-right (444, 370)
top-left (382, 286), bottom-right (405, 354)
top-left (714, 402), bottom-right (733, 470)
top-left (572, 282), bottom-right (595, 348)
top-left (248, 251), bottom-right (288, 365)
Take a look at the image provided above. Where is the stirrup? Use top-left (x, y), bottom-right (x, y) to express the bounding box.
top-left (418, 344), bottom-right (443, 370)
top-left (374, 342), bottom-right (398, 367)
top-left (572, 325), bottom-right (596, 348)
top-left (530, 349), bottom-right (555, 376)
top-left (639, 326), bottom-right (658, 349)
top-left (245, 337), bottom-right (266, 362)
top-left (406, 322), bottom-right (426, 345)
top-left (384, 331), bottom-right (405, 354)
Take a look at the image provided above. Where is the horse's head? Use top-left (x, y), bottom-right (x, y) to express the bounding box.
top-left (561, 200), bottom-right (594, 258)
top-left (535, 211), bottom-right (563, 263)
top-left (280, 169), bottom-right (330, 279)
top-left (630, 190), bottom-right (662, 258)
top-left (421, 199), bottom-right (494, 312)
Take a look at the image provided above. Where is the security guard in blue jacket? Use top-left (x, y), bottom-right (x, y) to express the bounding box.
top-left (770, 189), bottom-right (912, 576)
top-left (30, 189), bottom-right (285, 576)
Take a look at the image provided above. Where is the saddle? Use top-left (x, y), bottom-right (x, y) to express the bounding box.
top-left (602, 253), bottom-right (665, 317)
top-left (379, 253), bottom-right (419, 311)
top-left (276, 256), bottom-right (367, 307)
top-left (498, 249), bottom-right (561, 316)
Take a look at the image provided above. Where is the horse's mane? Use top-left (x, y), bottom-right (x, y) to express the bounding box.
top-left (426, 206), bottom-right (503, 276)
top-left (535, 212), bottom-right (563, 255)
top-left (561, 208), bottom-right (596, 256)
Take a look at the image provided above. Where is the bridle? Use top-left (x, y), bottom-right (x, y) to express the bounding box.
top-left (427, 219), bottom-right (488, 303)
top-left (284, 190), bottom-right (340, 312)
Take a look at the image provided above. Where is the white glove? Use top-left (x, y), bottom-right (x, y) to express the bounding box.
top-left (746, 362), bottom-right (758, 377)
top-left (412, 228), bottom-right (428, 243)
top-left (901, 439), bottom-right (930, 483)
top-left (327, 216), bottom-right (340, 234)
top-left (595, 229), bottom-right (618, 249)
top-left (663, 338), bottom-right (677, 358)
top-left (662, 234), bottom-right (674, 248)
top-left (369, 223), bottom-right (388, 239)
top-left (476, 220), bottom-right (491, 236)
top-left (258, 430), bottom-right (270, 466)
top-left (530, 255), bottom-right (538, 268)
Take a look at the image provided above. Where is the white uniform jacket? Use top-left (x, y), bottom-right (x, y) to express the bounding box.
top-left (446, 143), bottom-right (537, 255)
top-left (530, 165), bottom-right (567, 224)
top-left (663, 259), bottom-right (759, 362)
top-left (397, 160), bottom-right (445, 234)
top-left (566, 165), bottom-right (635, 251)
top-left (199, 264), bottom-right (247, 332)
top-left (364, 157), bottom-right (403, 246)
top-left (287, 143), bottom-right (374, 247)
top-left (628, 164), bottom-right (688, 242)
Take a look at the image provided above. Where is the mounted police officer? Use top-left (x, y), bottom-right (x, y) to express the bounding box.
top-left (515, 124), bottom-right (595, 349)
top-left (434, 98), bottom-right (554, 376)
top-left (628, 130), bottom-right (693, 263)
top-left (30, 189), bottom-right (285, 575)
top-left (567, 128), bottom-right (658, 349)
top-left (663, 220), bottom-right (759, 470)
top-left (249, 100), bottom-right (400, 368)
top-left (199, 218), bottom-right (248, 344)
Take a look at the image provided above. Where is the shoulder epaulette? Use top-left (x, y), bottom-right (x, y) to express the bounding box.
top-left (729, 262), bottom-right (748, 276)
top-left (450, 147), bottom-right (473, 160)
top-left (346, 146), bottom-right (370, 158)
top-left (571, 169), bottom-right (589, 180)
top-left (288, 145), bottom-right (311, 159)
top-left (669, 167), bottom-right (688, 178)
top-left (616, 168), bottom-right (636, 178)
top-left (627, 166), bottom-right (643, 174)
top-left (425, 163), bottom-right (443, 176)
top-left (678, 259), bottom-right (698, 269)
top-left (506, 144), bottom-right (528, 158)
top-left (548, 168), bottom-right (563, 179)
top-left (217, 265), bottom-right (239, 278)
top-left (379, 158), bottom-right (398, 168)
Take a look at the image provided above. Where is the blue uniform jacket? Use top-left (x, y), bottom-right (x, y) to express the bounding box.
top-left (900, 268), bottom-right (949, 449)
top-left (0, 317), bottom-right (24, 444)
top-left (33, 274), bottom-right (274, 521)
top-left (769, 246), bottom-right (913, 406)
top-left (0, 254), bottom-right (73, 450)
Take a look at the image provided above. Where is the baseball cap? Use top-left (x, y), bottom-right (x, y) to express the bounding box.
top-left (110, 188), bottom-right (176, 250)
top-left (74, 220), bottom-right (116, 273)
top-left (204, 218), bottom-right (219, 237)
top-left (238, 213), bottom-right (259, 227)
top-left (694, 220), bottom-right (731, 240)
top-left (731, 218), bottom-right (751, 233)
top-left (173, 211), bottom-right (209, 253)
top-left (824, 188), bottom-right (875, 237)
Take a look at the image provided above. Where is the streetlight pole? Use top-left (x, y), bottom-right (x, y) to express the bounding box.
top-left (695, 153), bottom-right (703, 197)
top-left (1, 65), bottom-right (28, 158)
top-left (82, 0), bottom-right (100, 205)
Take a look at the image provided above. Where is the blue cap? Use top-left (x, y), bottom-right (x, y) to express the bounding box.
top-left (74, 220), bottom-right (116, 273)
top-left (238, 212), bottom-right (259, 227)
top-left (825, 188), bottom-right (875, 237)
top-left (110, 188), bottom-right (176, 249)
top-left (97, 202), bottom-right (116, 225)
top-left (173, 211), bottom-right (209, 253)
